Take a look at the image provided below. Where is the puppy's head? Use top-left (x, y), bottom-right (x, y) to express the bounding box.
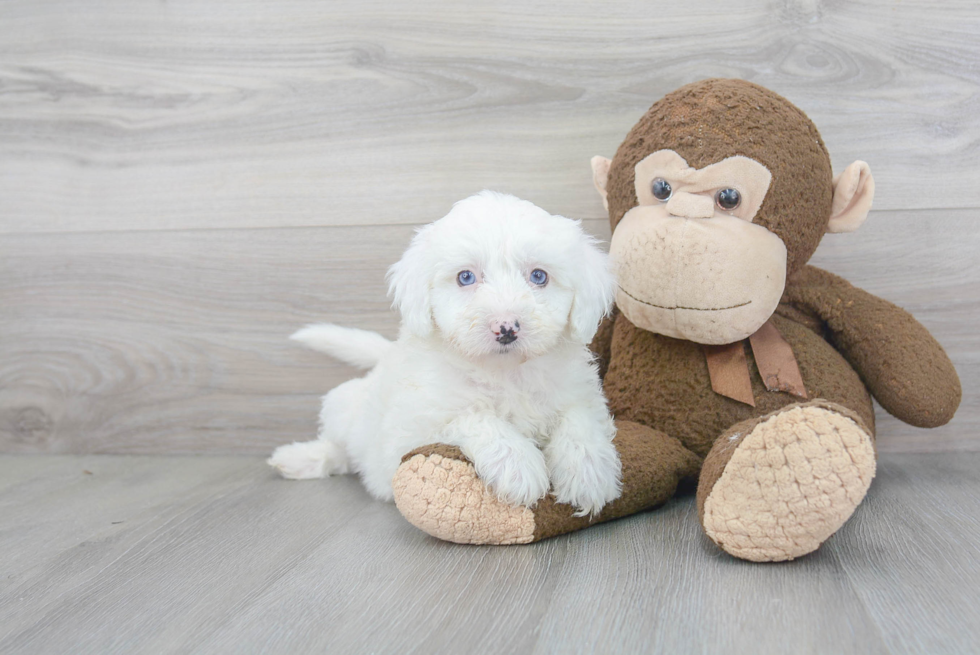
top-left (387, 191), bottom-right (615, 359)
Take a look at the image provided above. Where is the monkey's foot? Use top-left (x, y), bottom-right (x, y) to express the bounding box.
top-left (391, 422), bottom-right (701, 545)
top-left (392, 445), bottom-right (536, 544)
top-left (697, 400), bottom-right (876, 562)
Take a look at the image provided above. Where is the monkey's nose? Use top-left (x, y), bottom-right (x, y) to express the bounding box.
top-left (666, 191), bottom-right (714, 219)
top-left (492, 319), bottom-right (520, 344)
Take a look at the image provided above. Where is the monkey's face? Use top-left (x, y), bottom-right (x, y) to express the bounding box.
top-left (596, 79), bottom-right (875, 346)
top-left (608, 149), bottom-right (785, 345)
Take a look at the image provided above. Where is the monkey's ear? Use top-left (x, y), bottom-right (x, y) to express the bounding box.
top-left (827, 160), bottom-right (874, 233)
top-left (591, 156), bottom-right (612, 212)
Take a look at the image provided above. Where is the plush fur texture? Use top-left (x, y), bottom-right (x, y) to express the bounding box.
top-left (606, 78), bottom-right (833, 275)
top-left (269, 191), bottom-right (622, 517)
top-left (394, 423), bottom-right (701, 543)
top-left (696, 401), bottom-right (876, 562)
top-left (393, 447), bottom-right (537, 545)
top-left (390, 80), bottom-right (961, 560)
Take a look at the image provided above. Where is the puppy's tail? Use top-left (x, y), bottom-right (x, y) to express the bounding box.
top-left (290, 324), bottom-right (393, 369)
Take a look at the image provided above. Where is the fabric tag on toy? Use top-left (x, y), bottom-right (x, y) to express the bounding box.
top-left (703, 341), bottom-right (756, 407)
top-left (748, 320), bottom-right (808, 399)
top-left (703, 320), bottom-right (807, 405)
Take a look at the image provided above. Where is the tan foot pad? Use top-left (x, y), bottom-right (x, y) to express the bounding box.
top-left (701, 404), bottom-right (876, 562)
top-left (392, 446), bottom-right (535, 545)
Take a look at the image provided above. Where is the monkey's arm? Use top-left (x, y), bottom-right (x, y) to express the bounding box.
top-left (783, 266), bottom-right (961, 428)
top-left (589, 305), bottom-right (619, 381)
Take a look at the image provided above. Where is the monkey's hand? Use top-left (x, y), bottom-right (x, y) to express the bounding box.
top-left (782, 265), bottom-right (961, 428)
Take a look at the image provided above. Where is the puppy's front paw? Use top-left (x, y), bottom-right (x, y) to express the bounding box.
top-left (470, 441), bottom-right (550, 508)
top-left (547, 439), bottom-right (622, 518)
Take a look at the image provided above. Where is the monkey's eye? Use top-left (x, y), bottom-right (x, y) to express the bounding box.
top-left (457, 270), bottom-right (477, 287)
top-left (715, 188), bottom-right (741, 211)
top-left (529, 269), bottom-right (548, 286)
top-left (651, 178), bottom-right (672, 201)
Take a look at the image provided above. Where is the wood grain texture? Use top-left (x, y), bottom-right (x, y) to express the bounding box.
top-left (0, 0), bottom-right (978, 235)
top-left (1, 453), bottom-right (978, 654)
top-left (1, 211), bottom-right (975, 455)
top-left (0, 224), bottom-right (408, 454)
top-left (0, 0), bottom-right (976, 454)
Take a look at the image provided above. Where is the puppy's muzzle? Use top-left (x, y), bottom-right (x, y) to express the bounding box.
top-left (493, 320), bottom-right (520, 345)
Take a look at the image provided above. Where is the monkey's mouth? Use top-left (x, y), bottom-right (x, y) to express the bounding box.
top-left (617, 284), bottom-right (752, 312)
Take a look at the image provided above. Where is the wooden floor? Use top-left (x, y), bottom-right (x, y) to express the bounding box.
top-left (1, 452), bottom-right (978, 654)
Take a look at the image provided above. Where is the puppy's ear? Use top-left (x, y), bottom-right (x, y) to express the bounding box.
top-left (568, 230), bottom-right (616, 344)
top-left (386, 225), bottom-right (435, 338)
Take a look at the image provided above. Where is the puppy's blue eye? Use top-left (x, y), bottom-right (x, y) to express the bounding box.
top-left (457, 270), bottom-right (477, 286)
top-left (529, 269), bottom-right (548, 286)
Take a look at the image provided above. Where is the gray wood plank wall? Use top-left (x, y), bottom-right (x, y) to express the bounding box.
top-left (1, 0), bottom-right (977, 454)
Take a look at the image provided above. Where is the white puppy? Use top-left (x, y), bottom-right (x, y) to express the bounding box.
top-left (268, 191), bottom-right (621, 516)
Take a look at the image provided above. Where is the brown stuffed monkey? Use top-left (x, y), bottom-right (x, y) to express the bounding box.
top-left (391, 79), bottom-right (961, 561)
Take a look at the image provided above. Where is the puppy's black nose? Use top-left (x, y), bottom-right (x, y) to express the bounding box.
top-left (496, 330), bottom-right (517, 345)
top-left (494, 320), bottom-right (519, 345)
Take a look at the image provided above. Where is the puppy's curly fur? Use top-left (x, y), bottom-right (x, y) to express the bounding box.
top-left (268, 191), bottom-right (622, 516)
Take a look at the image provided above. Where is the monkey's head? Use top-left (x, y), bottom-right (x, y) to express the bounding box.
top-left (592, 78), bottom-right (874, 345)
